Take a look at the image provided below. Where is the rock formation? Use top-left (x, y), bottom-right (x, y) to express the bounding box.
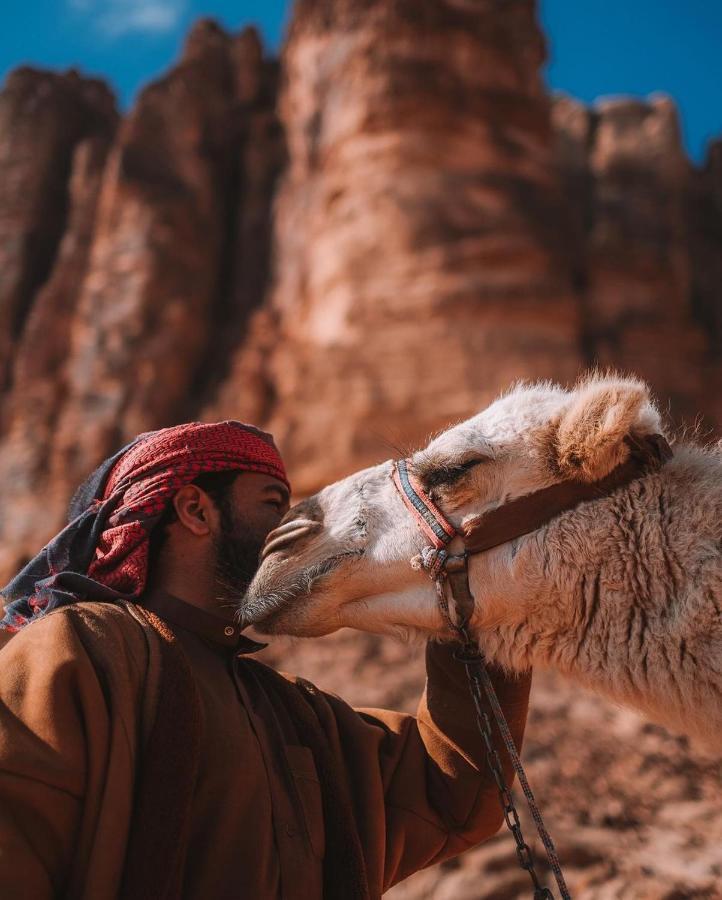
top-left (213, 0), bottom-right (583, 489)
top-left (0, 0), bottom-right (719, 572)
top-left (553, 93), bottom-right (721, 423)
top-left (213, 2), bottom-right (721, 491)
top-left (0, 68), bottom-right (117, 396)
top-left (0, 21), bottom-right (283, 574)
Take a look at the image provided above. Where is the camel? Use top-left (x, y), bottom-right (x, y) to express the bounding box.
top-left (242, 374), bottom-right (722, 745)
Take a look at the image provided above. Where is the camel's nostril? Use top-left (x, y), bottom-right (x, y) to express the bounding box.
top-left (262, 519), bottom-right (321, 559)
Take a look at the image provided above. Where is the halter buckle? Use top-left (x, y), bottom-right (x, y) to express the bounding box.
top-left (443, 553), bottom-right (468, 575)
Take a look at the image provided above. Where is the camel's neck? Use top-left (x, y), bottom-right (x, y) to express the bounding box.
top-left (465, 450), bottom-right (721, 741)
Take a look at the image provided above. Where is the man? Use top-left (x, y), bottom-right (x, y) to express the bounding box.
top-left (0, 421), bottom-right (531, 900)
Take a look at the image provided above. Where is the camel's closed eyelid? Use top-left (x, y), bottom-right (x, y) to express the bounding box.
top-left (418, 455), bottom-right (490, 488)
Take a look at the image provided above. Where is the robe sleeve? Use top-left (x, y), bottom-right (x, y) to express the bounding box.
top-left (325, 640), bottom-right (531, 892)
top-left (0, 612), bottom-right (110, 899)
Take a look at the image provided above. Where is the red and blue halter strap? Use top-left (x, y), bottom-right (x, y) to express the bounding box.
top-left (391, 459), bottom-right (457, 549)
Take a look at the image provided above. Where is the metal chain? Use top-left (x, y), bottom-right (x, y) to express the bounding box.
top-left (454, 634), bottom-right (567, 900)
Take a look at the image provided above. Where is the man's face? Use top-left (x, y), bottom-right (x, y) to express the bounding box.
top-left (212, 473), bottom-right (290, 605)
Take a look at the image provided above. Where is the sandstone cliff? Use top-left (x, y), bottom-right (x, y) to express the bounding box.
top-left (212, 0), bottom-right (583, 489)
top-left (0, 67), bottom-right (117, 397)
top-left (1, 1), bottom-right (719, 572)
top-left (0, 21), bottom-right (283, 573)
top-left (212, 0), bottom-right (720, 501)
top-left (553, 93), bottom-right (721, 422)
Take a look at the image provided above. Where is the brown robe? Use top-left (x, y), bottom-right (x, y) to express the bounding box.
top-left (0, 592), bottom-right (531, 899)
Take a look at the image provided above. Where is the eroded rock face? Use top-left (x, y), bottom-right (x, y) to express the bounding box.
top-left (0, 135), bottom-right (115, 570)
top-left (214, 4), bottom-right (722, 495)
top-left (47, 21), bottom-right (281, 491)
top-left (553, 94), bottom-right (721, 423)
top-left (689, 139), bottom-right (722, 420)
top-left (0, 21), bottom-right (283, 575)
top-left (0, 68), bottom-right (117, 396)
top-left (213, 0), bottom-right (583, 490)
top-left (0, 0), bottom-right (719, 576)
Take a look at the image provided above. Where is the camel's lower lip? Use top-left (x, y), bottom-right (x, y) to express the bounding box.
top-left (244, 602), bottom-right (287, 633)
top-left (239, 551), bottom-right (363, 627)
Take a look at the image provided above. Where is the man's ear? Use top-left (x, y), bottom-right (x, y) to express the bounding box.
top-left (172, 485), bottom-right (217, 537)
top-left (554, 376), bottom-right (660, 481)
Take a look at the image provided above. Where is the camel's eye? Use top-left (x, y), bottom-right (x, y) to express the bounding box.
top-left (422, 457), bottom-right (486, 489)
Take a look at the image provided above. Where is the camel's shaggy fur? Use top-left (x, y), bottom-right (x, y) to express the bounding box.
top-left (244, 374), bottom-right (722, 744)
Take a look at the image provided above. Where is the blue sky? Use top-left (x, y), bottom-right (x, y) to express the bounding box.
top-left (2, 0), bottom-right (721, 163)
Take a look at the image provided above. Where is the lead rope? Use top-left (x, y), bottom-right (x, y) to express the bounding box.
top-left (415, 548), bottom-right (570, 900)
top-left (396, 461), bottom-right (571, 898)
top-left (455, 625), bottom-right (571, 900)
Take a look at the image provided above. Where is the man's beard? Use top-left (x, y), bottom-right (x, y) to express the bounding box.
top-left (213, 522), bottom-right (266, 613)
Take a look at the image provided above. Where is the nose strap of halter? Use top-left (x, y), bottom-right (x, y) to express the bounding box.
top-left (392, 459), bottom-right (468, 630)
top-left (391, 460), bottom-right (457, 549)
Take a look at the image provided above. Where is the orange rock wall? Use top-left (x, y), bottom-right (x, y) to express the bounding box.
top-left (0, 0), bottom-right (719, 579)
top-left (213, 0), bottom-right (583, 489)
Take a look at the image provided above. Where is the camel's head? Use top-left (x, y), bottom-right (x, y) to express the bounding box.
top-left (242, 374), bottom-right (663, 638)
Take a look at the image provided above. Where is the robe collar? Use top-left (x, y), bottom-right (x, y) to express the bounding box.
top-left (140, 588), bottom-right (266, 655)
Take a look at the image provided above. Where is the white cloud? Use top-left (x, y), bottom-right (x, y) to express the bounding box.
top-left (69, 0), bottom-right (187, 39)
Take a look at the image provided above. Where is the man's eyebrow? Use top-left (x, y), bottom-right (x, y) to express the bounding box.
top-left (262, 483), bottom-right (290, 503)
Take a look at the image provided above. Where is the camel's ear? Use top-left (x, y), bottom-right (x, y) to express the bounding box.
top-left (554, 377), bottom-right (658, 481)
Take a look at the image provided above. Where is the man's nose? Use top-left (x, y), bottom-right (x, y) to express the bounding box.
top-left (261, 497), bottom-right (324, 559)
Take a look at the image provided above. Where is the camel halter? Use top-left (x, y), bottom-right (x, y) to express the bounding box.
top-left (392, 432), bottom-right (672, 900)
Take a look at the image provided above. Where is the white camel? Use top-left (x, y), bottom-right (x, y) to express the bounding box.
top-left (243, 374), bottom-right (722, 745)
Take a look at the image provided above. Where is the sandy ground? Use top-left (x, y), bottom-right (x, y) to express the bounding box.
top-left (257, 629), bottom-right (722, 899)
